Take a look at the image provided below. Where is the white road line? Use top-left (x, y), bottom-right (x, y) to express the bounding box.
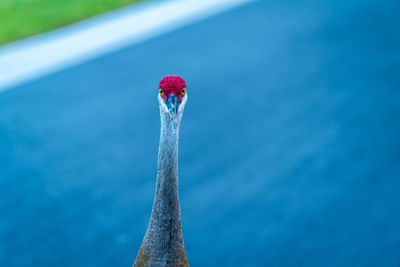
top-left (0, 0), bottom-right (251, 92)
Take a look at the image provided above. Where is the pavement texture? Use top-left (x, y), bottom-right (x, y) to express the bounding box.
top-left (0, 0), bottom-right (399, 266)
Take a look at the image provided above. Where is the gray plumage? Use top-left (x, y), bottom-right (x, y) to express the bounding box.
top-left (134, 94), bottom-right (189, 267)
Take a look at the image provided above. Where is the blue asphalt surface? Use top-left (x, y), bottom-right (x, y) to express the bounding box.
top-left (1, 0), bottom-right (400, 266)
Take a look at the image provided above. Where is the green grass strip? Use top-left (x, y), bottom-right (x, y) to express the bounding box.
top-left (0, 0), bottom-right (144, 46)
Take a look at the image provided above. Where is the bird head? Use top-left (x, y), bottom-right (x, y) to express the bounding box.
top-left (158, 75), bottom-right (188, 125)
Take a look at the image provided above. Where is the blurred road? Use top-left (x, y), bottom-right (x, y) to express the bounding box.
top-left (1, 0), bottom-right (400, 266)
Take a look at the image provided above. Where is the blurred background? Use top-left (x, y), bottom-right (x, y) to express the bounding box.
top-left (0, 0), bottom-right (142, 45)
top-left (1, 0), bottom-right (400, 266)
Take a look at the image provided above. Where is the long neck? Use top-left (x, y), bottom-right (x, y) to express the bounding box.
top-left (152, 114), bottom-right (181, 225)
top-left (134, 112), bottom-right (188, 266)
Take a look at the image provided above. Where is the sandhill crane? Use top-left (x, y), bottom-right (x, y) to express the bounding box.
top-left (134, 75), bottom-right (189, 267)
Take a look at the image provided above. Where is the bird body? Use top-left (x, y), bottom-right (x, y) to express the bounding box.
top-left (134, 75), bottom-right (189, 267)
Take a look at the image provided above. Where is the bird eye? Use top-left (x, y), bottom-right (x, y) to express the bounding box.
top-left (181, 88), bottom-right (186, 95)
top-left (159, 88), bottom-right (164, 95)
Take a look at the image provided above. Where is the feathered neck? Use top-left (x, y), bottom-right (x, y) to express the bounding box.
top-left (133, 108), bottom-right (188, 267)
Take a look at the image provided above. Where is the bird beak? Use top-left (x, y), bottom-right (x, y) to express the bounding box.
top-left (166, 94), bottom-right (179, 115)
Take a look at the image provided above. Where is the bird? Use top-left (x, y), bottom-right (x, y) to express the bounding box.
top-left (133, 75), bottom-right (189, 267)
